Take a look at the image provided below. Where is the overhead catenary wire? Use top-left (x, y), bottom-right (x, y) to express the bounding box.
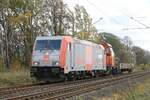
top-left (119, 9), bottom-right (150, 30)
top-left (86, 0), bottom-right (123, 26)
top-left (130, 17), bottom-right (150, 28)
top-left (92, 17), bottom-right (103, 25)
top-left (123, 27), bottom-right (150, 30)
top-left (86, 1), bottom-right (150, 31)
top-left (86, 0), bottom-right (107, 15)
top-left (122, 16), bottom-right (150, 30)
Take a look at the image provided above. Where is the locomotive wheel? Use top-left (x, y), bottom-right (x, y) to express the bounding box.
top-left (94, 71), bottom-right (98, 78)
top-left (128, 69), bottom-right (132, 73)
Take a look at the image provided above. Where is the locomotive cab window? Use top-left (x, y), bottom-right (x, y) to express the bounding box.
top-left (35, 40), bottom-right (61, 50)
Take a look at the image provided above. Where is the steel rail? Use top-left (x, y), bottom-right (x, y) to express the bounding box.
top-left (0, 74), bottom-right (122, 99)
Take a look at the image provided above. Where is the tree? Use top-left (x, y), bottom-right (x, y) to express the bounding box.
top-left (73, 5), bottom-right (97, 40)
top-left (0, 0), bottom-right (43, 68)
top-left (42, 0), bottom-right (71, 35)
top-left (132, 46), bottom-right (150, 65)
top-left (123, 36), bottom-right (133, 50)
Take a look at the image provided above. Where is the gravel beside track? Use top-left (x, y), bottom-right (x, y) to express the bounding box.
top-left (0, 71), bottom-right (149, 100)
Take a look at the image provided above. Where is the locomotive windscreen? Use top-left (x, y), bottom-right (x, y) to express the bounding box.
top-left (35, 40), bottom-right (61, 50)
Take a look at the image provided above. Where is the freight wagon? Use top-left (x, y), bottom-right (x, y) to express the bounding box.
top-left (119, 63), bottom-right (134, 73)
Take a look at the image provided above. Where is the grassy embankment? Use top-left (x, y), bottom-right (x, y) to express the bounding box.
top-left (101, 78), bottom-right (150, 100)
top-left (0, 70), bottom-right (32, 87)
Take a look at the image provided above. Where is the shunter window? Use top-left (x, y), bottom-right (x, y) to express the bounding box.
top-left (69, 43), bottom-right (71, 51)
top-left (35, 40), bottom-right (61, 50)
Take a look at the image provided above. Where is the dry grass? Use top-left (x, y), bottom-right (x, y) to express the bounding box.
top-left (76, 78), bottom-right (150, 100)
top-left (105, 79), bottom-right (150, 100)
top-left (0, 70), bottom-right (32, 87)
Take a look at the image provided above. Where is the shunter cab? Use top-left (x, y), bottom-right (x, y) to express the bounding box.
top-left (101, 42), bottom-right (115, 71)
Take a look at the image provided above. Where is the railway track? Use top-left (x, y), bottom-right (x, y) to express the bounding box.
top-left (0, 71), bottom-right (150, 100)
top-left (0, 75), bottom-right (116, 99)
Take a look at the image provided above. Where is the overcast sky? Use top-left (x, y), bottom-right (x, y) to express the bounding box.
top-left (64, 0), bottom-right (150, 51)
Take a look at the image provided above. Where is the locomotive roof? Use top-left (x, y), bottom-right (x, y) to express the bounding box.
top-left (35, 36), bottom-right (104, 49)
top-left (36, 36), bottom-right (64, 40)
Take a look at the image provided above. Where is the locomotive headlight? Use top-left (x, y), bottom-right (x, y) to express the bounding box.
top-left (55, 62), bottom-right (59, 66)
top-left (52, 61), bottom-right (59, 66)
top-left (33, 62), bottom-right (39, 66)
top-left (45, 52), bottom-right (49, 55)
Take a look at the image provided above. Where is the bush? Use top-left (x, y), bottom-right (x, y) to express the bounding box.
top-left (11, 57), bottom-right (22, 71)
top-left (134, 64), bottom-right (150, 71)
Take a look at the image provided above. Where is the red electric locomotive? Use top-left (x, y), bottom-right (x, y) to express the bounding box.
top-left (31, 36), bottom-right (106, 81)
